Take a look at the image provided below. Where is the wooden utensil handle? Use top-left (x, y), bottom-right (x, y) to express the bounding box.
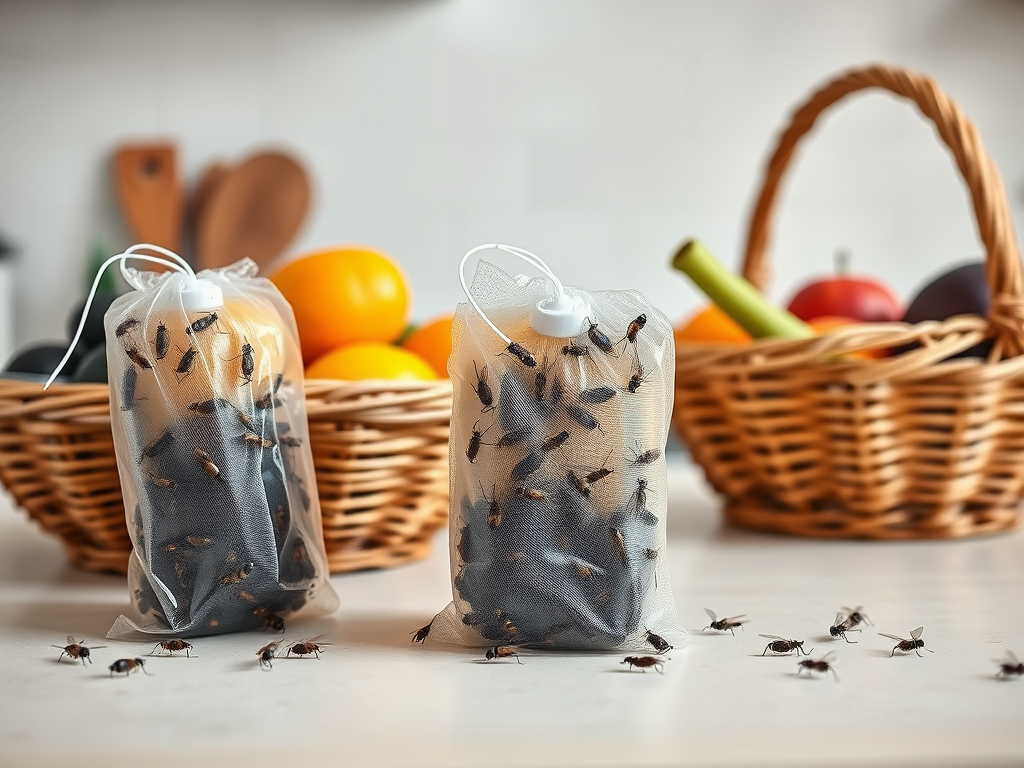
top-left (741, 64), bottom-right (1024, 356)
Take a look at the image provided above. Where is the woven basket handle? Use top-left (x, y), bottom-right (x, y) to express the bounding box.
top-left (741, 64), bottom-right (1024, 357)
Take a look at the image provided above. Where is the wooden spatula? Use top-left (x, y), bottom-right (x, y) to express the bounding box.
top-left (114, 144), bottom-right (182, 266)
top-left (195, 151), bottom-right (310, 273)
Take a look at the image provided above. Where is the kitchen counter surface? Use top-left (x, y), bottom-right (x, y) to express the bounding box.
top-left (1, 455), bottom-right (1022, 768)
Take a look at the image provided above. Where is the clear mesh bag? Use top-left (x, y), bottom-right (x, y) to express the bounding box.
top-left (51, 245), bottom-right (338, 638)
top-left (427, 245), bottom-right (684, 652)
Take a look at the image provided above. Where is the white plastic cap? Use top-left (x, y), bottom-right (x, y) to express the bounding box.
top-left (179, 277), bottom-right (224, 312)
top-left (530, 289), bottom-right (592, 338)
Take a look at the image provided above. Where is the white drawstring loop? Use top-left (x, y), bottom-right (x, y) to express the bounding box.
top-left (44, 245), bottom-right (196, 390)
top-left (459, 243), bottom-right (591, 341)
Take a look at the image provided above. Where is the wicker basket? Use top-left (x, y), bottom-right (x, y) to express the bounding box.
top-left (673, 64), bottom-right (1024, 540)
top-left (0, 376), bottom-right (451, 573)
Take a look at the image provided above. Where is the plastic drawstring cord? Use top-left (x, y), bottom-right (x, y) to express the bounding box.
top-left (458, 243), bottom-right (568, 345)
top-left (44, 245), bottom-right (195, 390)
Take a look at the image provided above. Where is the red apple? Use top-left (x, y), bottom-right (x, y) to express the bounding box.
top-left (785, 251), bottom-right (903, 323)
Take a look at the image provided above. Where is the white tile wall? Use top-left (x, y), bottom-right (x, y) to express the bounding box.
top-left (1, 0), bottom-right (1022, 360)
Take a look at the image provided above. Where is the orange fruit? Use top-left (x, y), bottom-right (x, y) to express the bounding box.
top-left (401, 313), bottom-right (454, 378)
top-left (807, 316), bottom-right (884, 359)
top-left (270, 247), bottom-right (410, 364)
top-left (305, 342), bottom-right (437, 381)
top-left (674, 305), bottom-right (752, 345)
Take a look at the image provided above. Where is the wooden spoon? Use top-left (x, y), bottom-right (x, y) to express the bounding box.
top-left (195, 151), bottom-right (310, 273)
top-left (114, 144), bottom-right (182, 268)
top-left (189, 161), bottom-right (228, 265)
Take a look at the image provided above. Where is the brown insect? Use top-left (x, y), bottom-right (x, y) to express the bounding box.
top-left (879, 627), bottom-right (934, 658)
top-left (186, 311), bottom-right (221, 335)
top-left (624, 313), bottom-right (647, 344)
top-left (568, 470), bottom-right (590, 497)
top-left (186, 535), bottom-right (212, 547)
top-left (515, 486), bottom-right (546, 501)
top-left (760, 635), bottom-right (809, 656)
top-left (534, 368), bottom-right (547, 402)
top-left (115, 318), bottom-right (140, 338)
top-left (175, 346), bottom-right (198, 377)
top-left (151, 638), bottom-right (193, 657)
top-left (225, 341), bottom-right (255, 384)
top-left (411, 618), bottom-right (434, 644)
top-left (628, 478), bottom-right (649, 517)
top-left (584, 453), bottom-right (614, 485)
top-left (645, 629), bottom-right (673, 654)
top-left (238, 343), bottom-right (254, 384)
top-left (483, 645), bottom-right (523, 664)
top-left (254, 391), bottom-right (284, 409)
top-left (495, 610), bottom-right (518, 636)
top-left (286, 637), bottom-right (328, 659)
top-left (610, 526), bottom-right (627, 565)
top-left (242, 432), bottom-right (274, 449)
top-left (540, 430), bottom-right (570, 452)
top-left (147, 473), bottom-right (177, 490)
top-left (550, 375), bottom-right (565, 405)
top-left (109, 657), bottom-right (148, 677)
top-left (188, 397), bottom-right (230, 414)
top-left (220, 562), bottom-right (254, 585)
top-left (627, 364), bottom-right (651, 393)
top-left (995, 650), bottom-right (1024, 679)
top-left (152, 322), bottom-right (170, 359)
top-left (254, 607), bottom-right (285, 632)
top-left (54, 636), bottom-right (104, 665)
top-left (126, 347), bottom-right (153, 369)
top-left (830, 612), bottom-right (862, 643)
top-left (279, 436), bottom-right (303, 448)
top-left (797, 650), bottom-right (839, 681)
top-left (586, 319), bottom-right (616, 355)
top-left (561, 343), bottom-right (589, 358)
top-left (195, 448), bottom-right (222, 481)
top-left (466, 421), bottom-right (492, 463)
top-left (471, 361), bottom-right (493, 409)
top-left (630, 445), bottom-right (661, 465)
top-left (257, 640), bottom-right (283, 670)
top-left (621, 655), bottom-right (664, 674)
top-left (703, 608), bottom-right (747, 636)
top-left (506, 341), bottom-right (537, 367)
top-left (482, 484), bottom-right (502, 528)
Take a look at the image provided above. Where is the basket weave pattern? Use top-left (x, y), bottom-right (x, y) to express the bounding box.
top-left (0, 378), bottom-right (451, 573)
top-left (673, 65), bottom-right (1024, 539)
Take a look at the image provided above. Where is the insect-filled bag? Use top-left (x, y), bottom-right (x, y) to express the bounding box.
top-left (51, 245), bottom-right (338, 638)
top-left (428, 244), bottom-right (684, 651)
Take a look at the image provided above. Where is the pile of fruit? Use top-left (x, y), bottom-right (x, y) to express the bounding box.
top-left (672, 240), bottom-right (991, 359)
top-left (269, 247), bottom-right (453, 381)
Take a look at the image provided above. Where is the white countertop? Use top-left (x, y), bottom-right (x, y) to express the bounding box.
top-left (1, 454), bottom-right (1022, 768)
